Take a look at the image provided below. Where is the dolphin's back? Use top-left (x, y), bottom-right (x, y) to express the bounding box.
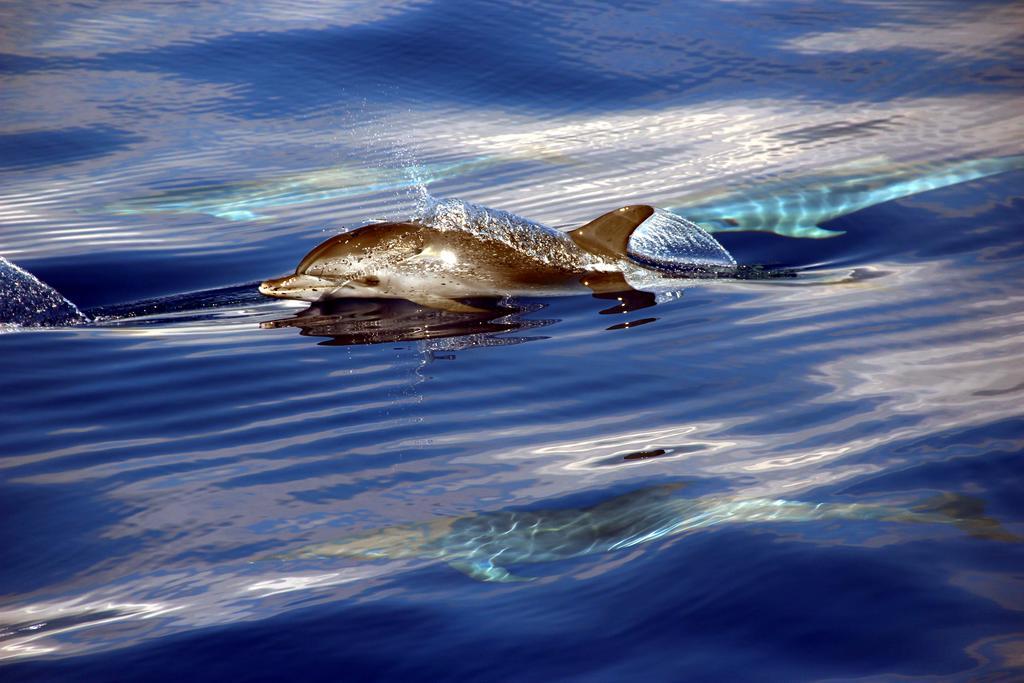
top-left (434, 490), bottom-right (694, 565)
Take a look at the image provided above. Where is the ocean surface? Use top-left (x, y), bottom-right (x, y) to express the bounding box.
top-left (2, 1), bottom-right (1023, 681)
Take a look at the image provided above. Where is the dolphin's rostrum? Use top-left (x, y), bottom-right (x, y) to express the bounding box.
top-left (259, 200), bottom-right (736, 312)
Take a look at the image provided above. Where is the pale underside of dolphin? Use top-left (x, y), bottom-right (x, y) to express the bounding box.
top-left (258, 199), bottom-right (737, 313)
top-left (282, 484), bottom-right (1014, 582)
top-left (672, 154), bottom-right (1024, 239)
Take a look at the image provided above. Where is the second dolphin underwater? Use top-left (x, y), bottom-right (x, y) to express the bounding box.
top-left (671, 155), bottom-right (1024, 239)
top-left (107, 156), bottom-right (536, 222)
top-left (259, 199), bottom-right (738, 312)
top-left (278, 484), bottom-right (1015, 582)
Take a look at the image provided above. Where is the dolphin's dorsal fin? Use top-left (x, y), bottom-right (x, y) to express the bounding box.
top-left (568, 205), bottom-right (655, 259)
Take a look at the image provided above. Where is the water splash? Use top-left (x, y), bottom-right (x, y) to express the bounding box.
top-left (415, 196), bottom-right (598, 270)
top-left (627, 209), bottom-right (736, 273)
top-left (0, 256), bottom-right (88, 328)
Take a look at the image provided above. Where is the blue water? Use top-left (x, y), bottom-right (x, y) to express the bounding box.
top-left (2, 1), bottom-right (1023, 680)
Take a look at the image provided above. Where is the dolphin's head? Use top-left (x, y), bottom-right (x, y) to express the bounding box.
top-left (259, 222), bottom-right (426, 302)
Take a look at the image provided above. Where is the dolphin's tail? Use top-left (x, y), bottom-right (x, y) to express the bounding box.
top-left (911, 493), bottom-right (1021, 543)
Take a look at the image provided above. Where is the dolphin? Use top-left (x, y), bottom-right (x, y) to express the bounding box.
top-left (258, 199), bottom-right (737, 313)
top-left (281, 484), bottom-right (1017, 582)
top-left (672, 155), bottom-right (1024, 238)
top-left (108, 156), bottom-right (560, 222)
top-left (7, 197), bottom-right (726, 328)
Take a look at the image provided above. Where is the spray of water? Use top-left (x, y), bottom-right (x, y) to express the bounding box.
top-left (0, 256), bottom-right (88, 328)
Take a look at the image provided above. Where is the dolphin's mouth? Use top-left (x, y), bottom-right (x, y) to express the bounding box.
top-left (258, 274), bottom-right (341, 301)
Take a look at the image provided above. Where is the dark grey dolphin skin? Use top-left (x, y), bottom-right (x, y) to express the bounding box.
top-left (281, 484), bottom-right (1015, 582)
top-left (259, 202), bottom-right (737, 313)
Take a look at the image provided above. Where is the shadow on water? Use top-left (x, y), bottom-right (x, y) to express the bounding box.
top-left (259, 297), bottom-right (556, 347)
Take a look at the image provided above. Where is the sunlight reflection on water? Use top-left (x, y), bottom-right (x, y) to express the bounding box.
top-left (1, 1), bottom-right (1023, 679)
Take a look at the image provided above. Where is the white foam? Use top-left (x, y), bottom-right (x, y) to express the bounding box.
top-left (0, 256), bottom-right (88, 327)
top-left (415, 196), bottom-right (600, 271)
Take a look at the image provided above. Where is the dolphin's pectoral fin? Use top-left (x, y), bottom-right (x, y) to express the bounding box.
top-left (448, 560), bottom-right (535, 583)
top-left (784, 224), bottom-right (846, 239)
top-left (569, 205), bottom-right (656, 259)
top-left (404, 294), bottom-right (489, 314)
top-left (580, 272), bottom-right (657, 314)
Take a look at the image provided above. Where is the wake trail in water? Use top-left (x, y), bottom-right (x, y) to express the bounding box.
top-left (86, 283), bottom-right (267, 322)
top-left (1, 253), bottom-right (271, 330)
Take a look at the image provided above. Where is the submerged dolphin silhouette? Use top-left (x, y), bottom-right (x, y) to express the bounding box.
top-left (259, 200), bottom-right (736, 312)
top-left (108, 157), bottom-right (524, 222)
top-left (280, 484), bottom-right (1015, 582)
top-left (674, 155), bottom-right (1024, 238)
